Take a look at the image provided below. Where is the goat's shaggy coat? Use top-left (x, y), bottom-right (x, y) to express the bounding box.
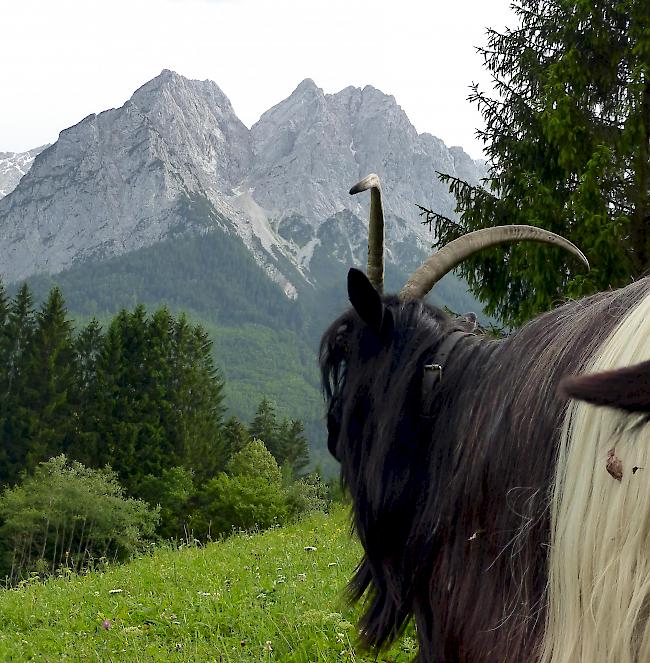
top-left (320, 270), bottom-right (650, 663)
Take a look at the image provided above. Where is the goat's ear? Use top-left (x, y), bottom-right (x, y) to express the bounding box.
top-left (348, 268), bottom-right (384, 334)
top-left (559, 359), bottom-right (650, 413)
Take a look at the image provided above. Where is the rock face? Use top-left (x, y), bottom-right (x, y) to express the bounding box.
top-left (0, 70), bottom-right (486, 293)
top-left (0, 145), bottom-right (49, 199)
top-left (248, 81), bottom-right (471, 226)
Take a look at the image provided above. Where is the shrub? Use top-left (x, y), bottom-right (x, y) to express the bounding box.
top-left (192, 440), bottom-right (287, 538)
top-left (137, 467), bottom-right (194, 540)
top-left (285, 473), bottom-right (329, 520)
top-left (0, 455), bottom-right (159, 584)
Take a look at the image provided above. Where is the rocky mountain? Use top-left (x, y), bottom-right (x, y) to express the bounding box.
top-left (0, 145), bottom-right (49, 199)
top-left (0, 70), bottom-right (486, 294)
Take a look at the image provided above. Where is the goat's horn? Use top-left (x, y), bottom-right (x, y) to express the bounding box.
top-left (350, 174), bottom-right (384, 294)
top-left (400, 225), bottom-right (589, 300)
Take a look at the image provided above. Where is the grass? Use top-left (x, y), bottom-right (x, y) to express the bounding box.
top-left (0, 507), bottom-right (417, 662)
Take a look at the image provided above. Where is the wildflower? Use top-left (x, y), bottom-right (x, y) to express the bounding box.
top-left (264, 640), bottom-right (273, 652)
top-left (102, 619), bottom-right (111, 630)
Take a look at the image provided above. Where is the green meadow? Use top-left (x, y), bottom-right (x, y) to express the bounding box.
top-left (0, 508), bottom-right (416, 662)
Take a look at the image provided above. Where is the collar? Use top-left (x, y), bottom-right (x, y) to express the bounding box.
top-left (422, 330), bottom-right (475, 393)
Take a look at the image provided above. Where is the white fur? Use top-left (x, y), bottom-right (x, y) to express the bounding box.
top-left (541, 292), bottom-right (650, 662)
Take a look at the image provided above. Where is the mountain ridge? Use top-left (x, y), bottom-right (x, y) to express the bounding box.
top-left (0, 70), bottom-right (485, 296)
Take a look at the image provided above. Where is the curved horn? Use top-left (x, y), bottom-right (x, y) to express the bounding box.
top-left (350, 174), bottom-right (384, 294)
top-left (400, 225), bottom-right (590, 300)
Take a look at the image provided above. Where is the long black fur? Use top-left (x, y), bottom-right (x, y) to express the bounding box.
top-left (320, 269), bottom-right (650, 663)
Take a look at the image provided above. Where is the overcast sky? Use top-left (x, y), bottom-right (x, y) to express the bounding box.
top-left (2, 0), bottom-right (516, 159)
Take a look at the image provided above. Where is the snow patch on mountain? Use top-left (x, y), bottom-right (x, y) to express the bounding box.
top-left (0, 145), bottom-right (49, 199)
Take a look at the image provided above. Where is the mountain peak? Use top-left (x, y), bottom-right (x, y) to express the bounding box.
top-left (131, 70), bottom-right (233, 112)
top-left (292, 78), bottom-right (322, 96)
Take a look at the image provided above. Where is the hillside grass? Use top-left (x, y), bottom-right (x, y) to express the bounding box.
top-left (0, 507), bottom-right (417, 662)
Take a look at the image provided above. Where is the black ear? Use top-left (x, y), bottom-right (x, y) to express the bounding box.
top-left (348, 268), bottom-right (384, 334)
top-left (559, 359), bottom-right (650, 413)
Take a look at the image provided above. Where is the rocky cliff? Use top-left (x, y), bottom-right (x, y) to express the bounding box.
top-left (0, 70), bottom-right (486, 293)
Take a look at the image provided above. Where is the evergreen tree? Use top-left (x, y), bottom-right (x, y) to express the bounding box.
top-left (249, 397), bottom-right (281, 461)
top-left (94, 311), bottom-right (128, 470)
top-left (277, 418), bottom-right (310, 477)
top-left (69, 318), bottom-right (104, 467)
top-left (22, 288), bottom-right (76, 470)
top-left (172, 318), bottom-right (227, 481)
top-left (425, 0), bottom-right (650, 325)
top-left (222, 416), bottom-right (250, 462)
top-left (88, 306), bottom-right (228, 492)
top-left (0, 285), bottom-right (37, 483)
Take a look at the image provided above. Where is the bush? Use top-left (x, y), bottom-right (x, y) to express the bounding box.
top-left (137, 467), bottom-right (194, 540)
top-left (285, 473), bottom-right (329, 520)
top-left (192, 440), bottom-right (288, 538)
top-left (0, 455), bottom-right (159, 584)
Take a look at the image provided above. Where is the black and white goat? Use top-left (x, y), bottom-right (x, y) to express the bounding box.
top-left (320, 174), bottom-right (650, 663)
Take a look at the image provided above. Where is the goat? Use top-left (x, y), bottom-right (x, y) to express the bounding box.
top-left (320, 174), bottom-right (650, 662)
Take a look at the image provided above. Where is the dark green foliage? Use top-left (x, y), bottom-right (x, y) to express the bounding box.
top-left (248, 397), bottom-right (279, 458)
top-left (22, 288), bottom-right (76, 471)
top-left (249, 397), bottom-right (311, 473)
top-left (0, 285), bottom-right (37, 480)
top-left (0, 455), bottom-right (158, 584)
top-left (222, 416), bottom-right (251, 459)
top-left (0, 284), bottom-right (228, 490)
top-left (82, 305), bottom-right (228, 492)
top-left (68, 318), bottom-right (104, 467)
top-left (426, 0), bottom-right (650, 326)
top-left (277, 418), bottom-right (310, 477)
top-left (137, 467), bottom-right (195, 540)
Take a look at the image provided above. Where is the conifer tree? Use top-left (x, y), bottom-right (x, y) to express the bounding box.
top-left (425, 0), bottom-right (650, 326)
top-left (0, 281), bottom-right (11, 483)
top-left (69, 318), bottom-right (104, 467)
top-left (222, 416), bottom-right (250, 463)
top-left (249, 397), bottom-right (281, 460)
top-left (22, 287), bottom-right (76, 470)
top-left (0, 284), bottom-right (37, 483)
top-left (174, 321), bottom-right (227, 481)
top-left (277, 418), bottom-right (310, 477)
top-left (95, 311), bottom-right (131, 474)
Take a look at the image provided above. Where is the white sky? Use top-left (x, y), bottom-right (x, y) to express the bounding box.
top-left (1, 0), bottom-right (516, 159)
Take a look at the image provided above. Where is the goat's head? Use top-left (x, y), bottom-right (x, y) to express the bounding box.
top-left (321, 173), bottom-right (589, 484)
